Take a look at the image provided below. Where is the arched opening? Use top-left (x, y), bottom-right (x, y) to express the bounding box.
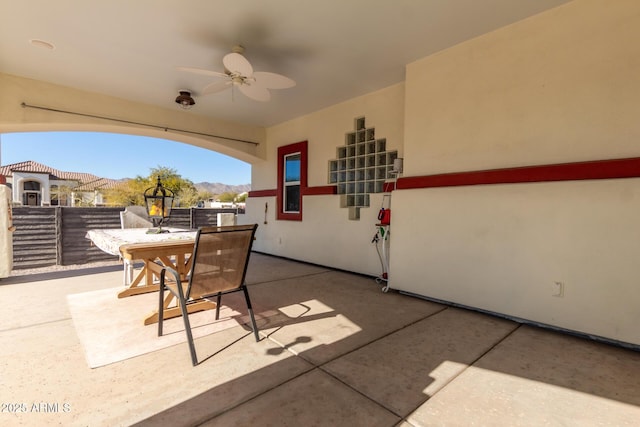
top-left (1, 131), bottom-right (253, 207)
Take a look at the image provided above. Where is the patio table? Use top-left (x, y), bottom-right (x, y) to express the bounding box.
top-left (86, 228), bottom-right (215, 324)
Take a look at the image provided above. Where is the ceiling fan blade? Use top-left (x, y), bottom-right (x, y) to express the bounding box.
top-left (238, 84), bottom-right (270, 102)
top-left (253, 72), bottom-right (296, 89)
top-left (177, 66), bottom-right (228, 78)
top-left (223, 52), bottom-right (253, 77)
top-left (202, 80), bottom-right (232, 95)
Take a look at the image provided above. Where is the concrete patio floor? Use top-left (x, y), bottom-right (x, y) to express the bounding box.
top-left (1, 252), bottom-right (639, 426)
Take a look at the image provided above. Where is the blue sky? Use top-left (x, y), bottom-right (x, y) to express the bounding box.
top-left (0, 132), bottom-right (251, 184)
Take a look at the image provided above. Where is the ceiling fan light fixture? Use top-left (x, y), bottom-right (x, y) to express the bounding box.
top-left (175, 90), bottom-right (195, 109)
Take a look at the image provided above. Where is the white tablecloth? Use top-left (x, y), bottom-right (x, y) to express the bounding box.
top-left (86, 228), bottom-right (196, 256)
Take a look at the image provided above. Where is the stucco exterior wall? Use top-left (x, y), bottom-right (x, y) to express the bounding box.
top-left (2, 0), bottom-right (638, 347)
top-left (391, 0), bottom-right (640, 345)
top-left (244, 83), bottom-right (404, 275)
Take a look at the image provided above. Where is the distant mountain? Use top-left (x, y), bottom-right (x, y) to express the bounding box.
top-left (194, 182), bottom-right (251, 195)
top-left (116, 179), bottom-right (249, 195)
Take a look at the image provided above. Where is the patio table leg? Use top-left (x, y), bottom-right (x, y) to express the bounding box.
top-left (117, 261), bottom-right (160, 298)
top-left (117, 253), bottom-right (191, 298)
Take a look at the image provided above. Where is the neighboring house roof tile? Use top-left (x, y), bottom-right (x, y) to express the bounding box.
top-left (73, 177), bottom-right (123, 191)
top-left (0, 160), bottom-right (63, 178)
top-left (0, 160), bottom-right (120, 191)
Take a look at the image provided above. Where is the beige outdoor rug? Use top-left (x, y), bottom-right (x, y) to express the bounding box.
top-left (67, 287), bottom-right (278, 368)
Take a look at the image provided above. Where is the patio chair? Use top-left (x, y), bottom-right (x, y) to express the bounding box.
top-left (157, 224), bottom-right (259, 366)
top-left (120, 207), bottom-right (153, 285)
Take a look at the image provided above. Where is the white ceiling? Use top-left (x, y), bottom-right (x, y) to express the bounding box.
top-left (0, 0), bottom-right (569, 128)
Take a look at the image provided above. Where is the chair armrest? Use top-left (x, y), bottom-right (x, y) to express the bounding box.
top-left (158, 264), bottom-right (181, 286)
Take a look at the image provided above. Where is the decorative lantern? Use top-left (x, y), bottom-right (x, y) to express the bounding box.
top-left (144, 176), bottom-right (174, 233)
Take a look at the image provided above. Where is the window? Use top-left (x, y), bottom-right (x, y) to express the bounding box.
top-left (50, 185), bottom-right (68, 206)
top-left (23, 180), bottom-right (40, 191)
top-left (277, 141), bottom-right (307, 221)
top-left (284, 153), bottom-right (301, 213)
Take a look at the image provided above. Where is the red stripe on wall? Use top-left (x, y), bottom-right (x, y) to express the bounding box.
top-left (248, 185), bottom-right (337, 198)
top-left (302, 185), bottom-right (337, 196)
top-left (248, 189), bottom-right (277, 198)
top-left (397, 157), bottom-right (640, 190)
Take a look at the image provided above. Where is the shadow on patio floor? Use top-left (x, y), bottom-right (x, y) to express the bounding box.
top-left (1, 253), bottom-right (639, 426)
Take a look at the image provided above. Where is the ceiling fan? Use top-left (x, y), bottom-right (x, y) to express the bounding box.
top-left (178, 45), bottom-right (296, 102)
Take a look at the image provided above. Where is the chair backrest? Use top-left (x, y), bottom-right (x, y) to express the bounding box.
top-left (120, 206), bottom-right (153, 229)
top-left (187, 224), bottom-right (258, 299)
